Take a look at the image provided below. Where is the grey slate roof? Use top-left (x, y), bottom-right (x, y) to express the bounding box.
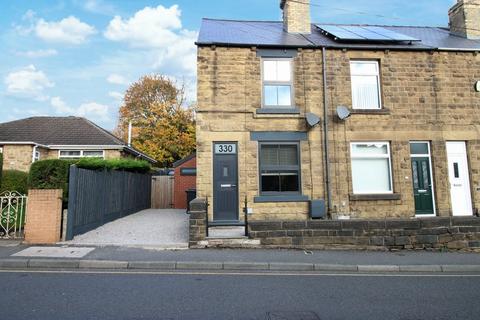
top-left (197, 19), bottom-right (480, 51)
top-left (0, 116), bottom-right (124, 146)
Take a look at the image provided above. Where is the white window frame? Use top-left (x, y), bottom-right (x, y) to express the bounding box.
top-left (350, 142), bottom-right (393, 194)
top-left (58, 150), bottom-right (105, 159)
top-left (410, 141), bottom-right (437, 217)
top-left (34, 151), bottom-right (40, 162)
top-left (350, 60), bottom-right (382, 110)
top-left (261, 58), bottom-right (294, 108)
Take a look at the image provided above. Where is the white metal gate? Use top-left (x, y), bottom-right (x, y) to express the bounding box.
top-left (0, 191), bottom-right (27, 239)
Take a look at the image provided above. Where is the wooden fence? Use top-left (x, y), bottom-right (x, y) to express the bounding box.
top-left (66, 166), bottom-right (151, 240)
top-left (151, 176), bottom-right (174, 209)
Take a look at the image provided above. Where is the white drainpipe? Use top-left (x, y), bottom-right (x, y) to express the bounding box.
top-left (32, 145), bottom-right (38, 163)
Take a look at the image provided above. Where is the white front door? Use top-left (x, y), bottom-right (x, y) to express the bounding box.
top-left (446, 141), bottom-right (473, 216)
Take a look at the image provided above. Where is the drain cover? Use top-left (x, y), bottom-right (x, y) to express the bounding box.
top-left (266, 311), bottom-right (320, 320)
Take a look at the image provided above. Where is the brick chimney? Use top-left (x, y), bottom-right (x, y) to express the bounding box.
top-left (280, 0), bottom-right (311, 34)
top-left (449, 0), bottom-right (480, 39)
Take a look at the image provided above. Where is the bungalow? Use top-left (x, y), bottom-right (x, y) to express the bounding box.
top-left (0, 116), bottom-right (156, 171)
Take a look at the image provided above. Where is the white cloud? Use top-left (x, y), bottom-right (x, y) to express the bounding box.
top-left (51, 96), bottom-right (74, 114)
top-left (108, 91), bottom-right (123, 100)
top-left (4, 65), bottom-right (54, 101)
top-left (77, 102), bottom-right (109, 119)
top-left (16, 49), bottom-right (58, 58)
top-left (104, 5), bottom-right (197, 75)
top-left (35, 16), bottom-right (96, 44)
top-left (107, 73), bottom-right (129, 85)
top-left (50, 97), bottom-right (109, 120)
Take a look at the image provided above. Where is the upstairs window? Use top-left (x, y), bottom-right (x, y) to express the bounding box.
top-left (262, 59), bottom-right (293, 108)
top-left (259, 143), bottom-right (300, 194)
top-left (350, 60), bottom-right (382, 110)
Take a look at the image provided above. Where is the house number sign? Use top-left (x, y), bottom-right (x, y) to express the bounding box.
top-left (215, 143), bottom-right (237, 154)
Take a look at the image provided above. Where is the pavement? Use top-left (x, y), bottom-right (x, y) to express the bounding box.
top-left (65, 209), bottom-right (189, 248)
top-left (1, 242), bottom-right (480, 273)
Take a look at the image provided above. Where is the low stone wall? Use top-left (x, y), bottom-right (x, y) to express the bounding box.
top-left (189, 198), bottom-right (207, 247)
top-left (249, 217), bottom-right (480, 250)
top-left (24, 189), bottom-right (63, 244)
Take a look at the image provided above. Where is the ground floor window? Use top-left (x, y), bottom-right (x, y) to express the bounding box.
top-left (58, 150), bottom-right (104, 159)
top-left (351, 142), bottom-right (392, 194)
top-left (259, 143), bottom-right (300, 194)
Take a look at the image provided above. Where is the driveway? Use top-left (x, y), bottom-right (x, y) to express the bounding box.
top-left (67, 209), bottom-right (189, 249)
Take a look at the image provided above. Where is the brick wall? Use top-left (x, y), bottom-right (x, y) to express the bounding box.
top-left (24, 189), bottom-right (63, 244)
top-left (174, 156), bottom-right (197, 209)
top-left (196, 45), bottom-right (480, 220)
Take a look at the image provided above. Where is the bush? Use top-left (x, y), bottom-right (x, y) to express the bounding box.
top-left (76, 158), bottom-right (151, 173)
top-left (0, 170), bottom-right (29, 195)
top-left (28, 159), bottom-right (76, 200)
top-left (0, 153), bottom-right (3, 187)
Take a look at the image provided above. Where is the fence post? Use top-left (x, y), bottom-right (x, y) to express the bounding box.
top-left (65, 165), bottom-right (77, 241)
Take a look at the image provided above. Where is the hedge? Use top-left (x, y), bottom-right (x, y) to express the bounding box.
top-left (0, 170), bottom-right (29, 195)
top-left (0, 153), bottom-right (3, 187)
top-left (28, 159), bottom-right (75, 201)
top-left (75, 158), bottom-right (151, 173)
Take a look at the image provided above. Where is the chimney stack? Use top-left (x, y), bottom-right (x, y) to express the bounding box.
top-left (449, 0), bottom-right (480, 39)
top-left (280, 0), bottom-right (311, 34)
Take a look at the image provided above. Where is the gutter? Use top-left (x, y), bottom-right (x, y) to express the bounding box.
top-left (123, 146), bottom-right (157, 164)
top-left (322, 47), bottom-right (332, 218)
top-left (0, 141), bottom-right (49, 148)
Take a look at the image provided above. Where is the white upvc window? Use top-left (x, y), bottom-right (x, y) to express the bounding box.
top-left (351, 142), bottom-right (393, 194)
top-left (350, 60), bottom-right (382, 110)
top-left (34, 151), bottom-right (40, 162)
top-left (262, 59), bottom-right (293, 108)
top-left (58, 150), bottom-right (104, 159)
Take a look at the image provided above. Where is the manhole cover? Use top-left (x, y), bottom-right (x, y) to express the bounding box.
top-left (266, 311), bottom-right (320, 320)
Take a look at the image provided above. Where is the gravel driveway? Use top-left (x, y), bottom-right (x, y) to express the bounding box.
top-left (67, 209), bottom-right (189, 249)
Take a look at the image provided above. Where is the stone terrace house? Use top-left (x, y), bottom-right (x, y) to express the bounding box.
top-left (195, 0), bottom-right (480, 225)
top-left (0, 116), bottom-right (156, 172)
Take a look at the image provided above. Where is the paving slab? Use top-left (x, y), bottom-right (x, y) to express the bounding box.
top-left (13, 246), bottom-right (95, 258)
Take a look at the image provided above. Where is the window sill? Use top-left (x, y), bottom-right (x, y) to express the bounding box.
top-left (256, 108), bottom-right (300, 114)
top-left (350, 108), bottom-right (390, 115)
top-left (349, 193), bottom-right (401, 201)
top-left (254, 195), bottom-right (309, 203)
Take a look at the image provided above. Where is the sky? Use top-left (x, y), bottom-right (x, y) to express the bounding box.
top-left (0, 0), bottom-right (456, 130)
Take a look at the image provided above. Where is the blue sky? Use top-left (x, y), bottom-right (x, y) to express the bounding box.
top-left (0, 0), bottom-right (456, 130)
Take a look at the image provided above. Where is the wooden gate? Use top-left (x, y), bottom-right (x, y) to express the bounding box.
top-left (151, 176), bottom-right (174, 209)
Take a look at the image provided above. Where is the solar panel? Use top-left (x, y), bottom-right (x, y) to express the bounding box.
top-left (316, 24), bottom-right (420, 43)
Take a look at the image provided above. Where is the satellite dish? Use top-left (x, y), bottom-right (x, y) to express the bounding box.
top-left (336, 106), bottom-right (351, 120)
top-left (305, 113), bottom-right (321, 128)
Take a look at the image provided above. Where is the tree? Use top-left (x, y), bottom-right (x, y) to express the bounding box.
top-left (115, 75), bottom-right (195, 167)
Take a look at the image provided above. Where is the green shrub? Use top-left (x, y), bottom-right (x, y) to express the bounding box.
top-left (0, 170), bottom-right (29, 195)
top-left (28, 159), bottom-right (76, 200)
top-left (76, 158), bottom-right (151, 173)
top-left (0, 153), bottom-right (3, 187)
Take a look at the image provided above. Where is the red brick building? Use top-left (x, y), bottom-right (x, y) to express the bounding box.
top-left (173, 154), bottom-right (196, 209)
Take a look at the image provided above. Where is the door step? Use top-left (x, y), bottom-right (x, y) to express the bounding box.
top-left (208, 226), bottom-right (246, 239)
top-left (199, 226), bottom-right (260, 248)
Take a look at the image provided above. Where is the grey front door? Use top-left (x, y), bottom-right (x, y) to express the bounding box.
top-left (213, 142), bottom-right (239, 223)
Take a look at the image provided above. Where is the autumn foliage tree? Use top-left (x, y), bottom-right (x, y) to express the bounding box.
top-left (115, 75), bottom-right (195, 167)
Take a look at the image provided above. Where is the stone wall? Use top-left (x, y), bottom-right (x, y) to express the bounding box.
top-left (281, 0), bottom-right (311, 34)
top-left (196, 45), bottom-right (480, 221)
top-left (188, 198), bottom-right (207, 247)
top-left (24, 189), bottom-right (63, 244)
top-left (249, 217), bottom-right (480, 250)
top-left (2, 145), bottom-right (33, 172)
